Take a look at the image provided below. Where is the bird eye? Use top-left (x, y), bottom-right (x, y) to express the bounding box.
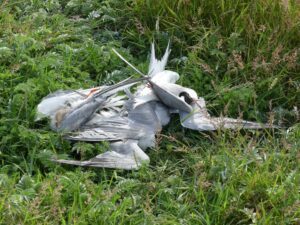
top-left (179, 92), bottom-right (194, 104)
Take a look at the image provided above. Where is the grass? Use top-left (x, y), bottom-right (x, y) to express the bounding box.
top-left (0, 0), bottom-right (299, 224)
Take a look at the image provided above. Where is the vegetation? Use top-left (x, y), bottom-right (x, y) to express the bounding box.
top-left (0, 0), bottom-right (299, 224)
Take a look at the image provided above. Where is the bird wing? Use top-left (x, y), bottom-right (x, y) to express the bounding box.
top-left (53, 140), bottom-right (150, 170)
top-left (127, 102), bottom-right (161, 131)
top-left (65, 102), bottom-right (160, 142)
top-left (151, 101), bottom-right (171, 126)
top-left (65, 121), bottom-right (148, 141)
top-left (179, 103), bottom-right (278, 131)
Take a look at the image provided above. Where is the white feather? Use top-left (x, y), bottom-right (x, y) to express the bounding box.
top-left (148, 41), bottom-right (171, 77)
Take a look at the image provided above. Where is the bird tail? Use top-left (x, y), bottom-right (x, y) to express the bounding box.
top-left (148, 41), bottom-right (171, 77)
top-left (112, 42), bottom-right (172, 79)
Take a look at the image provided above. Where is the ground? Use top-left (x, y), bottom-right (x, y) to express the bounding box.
top-left (0, 0), bottom-right (299, 224)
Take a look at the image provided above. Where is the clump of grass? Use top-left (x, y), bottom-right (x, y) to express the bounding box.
top-left (0, 0), bottom-right (299, 224)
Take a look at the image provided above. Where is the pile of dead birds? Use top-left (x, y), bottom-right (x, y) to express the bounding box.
top-left (36, 43), bottom-right (279, 170)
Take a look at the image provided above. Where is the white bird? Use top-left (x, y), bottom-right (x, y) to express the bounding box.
top-left (37, 42), bottom-right (280, 170)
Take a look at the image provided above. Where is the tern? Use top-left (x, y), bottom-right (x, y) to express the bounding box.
top-left (37, 43), bottom-right (279, 170)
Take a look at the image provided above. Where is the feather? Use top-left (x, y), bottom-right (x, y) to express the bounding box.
top-left (53, 140), bottom-right (150, 170)
top-left (180, 101), bottom-right (280, 131)
top-left (148, 41), bottom-right (171, 77)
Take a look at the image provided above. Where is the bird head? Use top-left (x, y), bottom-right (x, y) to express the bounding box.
top-left (149, 81), bottom-right (198, 112)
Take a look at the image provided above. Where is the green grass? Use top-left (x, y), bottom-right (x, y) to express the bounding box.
top-left (0, 0), bottom-right (299, 224)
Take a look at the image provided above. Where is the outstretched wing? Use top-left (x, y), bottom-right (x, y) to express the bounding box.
top-left (53, 140), bottom-right (150, 170)
top-left (179, 101), bottom-right (279, 131)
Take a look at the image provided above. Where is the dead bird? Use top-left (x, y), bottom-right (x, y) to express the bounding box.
top-left (45, 43), bottom-right (280, 170)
